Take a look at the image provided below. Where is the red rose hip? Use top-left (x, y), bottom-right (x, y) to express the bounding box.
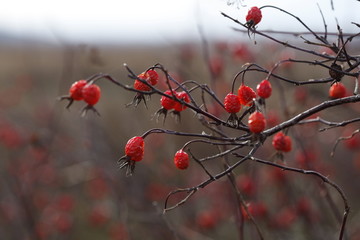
top-left (173, 91), bottom-right (190, 112)
top-left (256, 79), bottom-right (272, 99)
top-left (329, 82), bottom-right (346, 99)
top-left (146, 69), bottom-right (159, 86)
top-left (248, 111), bottom-right (266, 133)
top-left (160, 90), bottom-right (177, 110)
top-left (125, 136), bottom-right (145, 162)
top-left (272, 132), bottom-right (292, 152)
top-left (134, 79), bottom-right (151, 92)
top-left (174, 150), bottom-right (189, 170)
top-left (82, 84), bottom-right (101, 106)
top-left (69, 80), bottom-right (87, 100)
top-left (246, 7), bottom-right (262, 26)
top-left (224, 93), bottom-right (241, 113)
top-left (238, 85), bottom-right (256, 106)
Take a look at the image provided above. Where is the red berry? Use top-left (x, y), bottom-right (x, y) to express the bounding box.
top-left (196, 210), bottom-right (217, 229)
top-left (236, 175), bottom-right (256, 196)
top-left (160, 90), bottom-right (176, 110)
top-left (69, 80), bottom-right (87, 100)
top-left (329, 82), bottom-right (346, 99)
top-left (248, 111), bottom-right (266, 133)
top-left (246, 7), bottom-right (262, 26)
top-left (145, 69), bottom-right (159, 86)
top-left (238, 85), bottom-right (256, 106)
top-left (273, 207), bottom-right (297, 229)
top-left (256, 79), bottom-right (272, 99)
top-left (136, 70), bottom-right (159, 88)
top-left (272, 132), bottom-right (292, 152)
top-left (82, 84), bottom-right (101, 106)
top-left (224, 93), bottom-right (241, 113)
top-left (210, 56), bottom-right (224, 76)
top-left (241, 202), bottom-right (268, 220)
top-left (125, 136), bottom-right (144, 162)
top-left (173, 91), bottom-right (190, 112)
top-left (134, 79), bottom-right (151, 92)
top-left (174, 150), bottom-right (189, 170)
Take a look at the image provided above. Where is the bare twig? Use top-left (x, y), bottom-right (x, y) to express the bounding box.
top-left (234, 154), bottom-right (350, 240)
top-left (331, 129), bottom-right (360, 156)
top-left (264, 95), bottom-right (360, 136)
top-left (163, 143), bottom-right (261, 213)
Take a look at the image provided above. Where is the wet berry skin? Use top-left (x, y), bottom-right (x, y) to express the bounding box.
top-left (160, 90), bottom-right (177, 110)
top-left (125, 136), bottom-right (145, 162)
top-left (248, 111), bottom-right (266, 133)
top-left (257, 79), bottom-right (272, 99)
top-left (238, 85), bottom-right (256, 106)
top-left (246, 7), bottom-right (262, 26)
top-left (329, 82), bottom-right (346, 99)
top-left (145, 69), bottom-right (159, 86)
top-left (272, 132), bottom-right (292, 152)
top-left (134, 79), bottom-right (151, 92)
top-left (69, 80), bottom-right (87, 100)
top-left (82, 84), bottom-right (101, 106)
top-left (224, 93), bottom-right (241, 113)
top-left (173, 91), bottom-right (190, 112)
top-left (174, 150), bottom-right (189, 170)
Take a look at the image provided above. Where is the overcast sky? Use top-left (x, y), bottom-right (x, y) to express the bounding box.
top-left (0, 0), bottom-right (358, 44)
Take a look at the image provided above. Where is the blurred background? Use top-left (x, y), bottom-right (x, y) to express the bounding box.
top-left (1, 0), bottom-right (360, 239)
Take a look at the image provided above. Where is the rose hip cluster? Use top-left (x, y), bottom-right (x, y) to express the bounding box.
top-left (156, 89), bottom-right (190, 121)
top-left (118, 135), bottom-right (190, 175)
top-left (223, 79), bottom-right (292, 153)
top-left (133, 69), bottom-right (159, 92)
top-left (223, 79), bottom-right (271, 132)
top-left (60, 80), bottom-right (101, 115)
top-left (130, 69), bottom-right (160, 106)
top-left (118, 68), bottom-right (193, 174)
top-left (60, 63), bottom-right (294, 177)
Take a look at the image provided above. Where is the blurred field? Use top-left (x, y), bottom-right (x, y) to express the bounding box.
top-left (1, 36), bottom-right (360, 240)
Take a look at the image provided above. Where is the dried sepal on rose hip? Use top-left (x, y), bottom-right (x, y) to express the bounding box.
top-left (59, 80), bottom-right (87, 109)
top-left (118, 136), bottom-right (145, 176)
top-left (246, 6), bottom-right (262, 28)
top-left (272, 132), bottom-right (292, 152)
top-left (174, 149), bottom-right (189, 170)
top-left (248, 111), bottom-right (266, 133)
